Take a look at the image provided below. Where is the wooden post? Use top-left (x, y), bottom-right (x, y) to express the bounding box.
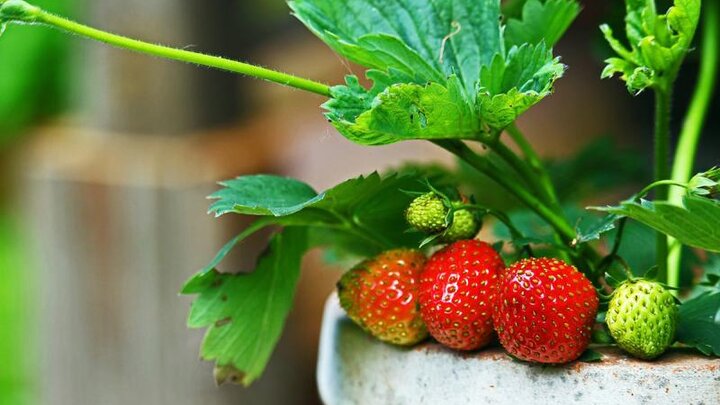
top-left (17, 0), bottom-right (314, 403)
top-left (78, 0), bottom-right (240, 134)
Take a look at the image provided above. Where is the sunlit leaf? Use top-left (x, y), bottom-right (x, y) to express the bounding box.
top-left (595, 196), bottom-right (720, 252)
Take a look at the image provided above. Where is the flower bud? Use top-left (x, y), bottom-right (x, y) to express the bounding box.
top-left (689, 167), bottom-right (720, 198)
top-left (1, 0), bottom-right (41, 29)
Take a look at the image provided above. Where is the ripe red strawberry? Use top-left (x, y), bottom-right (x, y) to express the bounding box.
top-left (418, 240), bottom-right (504, 350)
top-left (493, 258), bottom-right (598, 364)
top-left (337, 249), bottom-right (428, 346)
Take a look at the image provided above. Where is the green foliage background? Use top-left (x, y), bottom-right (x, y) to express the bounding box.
top-left (0, 0), bottom-right (72, 145)
top-left (0, 215), bottom-right (34, 404)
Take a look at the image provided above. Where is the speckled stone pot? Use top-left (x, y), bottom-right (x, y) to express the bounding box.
top-left (317, 293), bottom-right (720, 405)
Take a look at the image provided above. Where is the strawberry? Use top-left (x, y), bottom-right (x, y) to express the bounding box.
top-left (405, 192), bottom-right (448, 234)
top-left (606, 279), bottom-right (677, 359)
top-left (441, 209), bottom-right (480, 242)
top-left (493, 258), bottom-right (598, 363)
top-left (337, 249), bottom-right (428, 346)
top-left (418, 240), bottom-right (504, 350)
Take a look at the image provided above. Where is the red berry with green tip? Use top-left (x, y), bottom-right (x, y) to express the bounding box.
top-left (337, 249), bottom-right (428, 346)
top-left (493, 257), bottom-right (598, 363)
top-left (418, 240), bottom-right (504, 350)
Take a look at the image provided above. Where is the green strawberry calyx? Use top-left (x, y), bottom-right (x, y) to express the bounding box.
top-left (688, 167), bottom-right (720, 198)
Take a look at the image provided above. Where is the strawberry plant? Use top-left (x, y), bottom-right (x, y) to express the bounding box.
top-left (2, 0), bottom-right (719, 386)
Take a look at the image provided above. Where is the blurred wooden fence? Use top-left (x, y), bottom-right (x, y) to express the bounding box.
top-left (16, 1), bottom-right (317, 403)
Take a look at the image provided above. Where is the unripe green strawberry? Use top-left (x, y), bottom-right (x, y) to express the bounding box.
top-left (405, 192), bottom-right (448, 233)
top-left (337, 249), bottom-right (428, 346)
top-left (606, 279), bottom-right (678, 359)
top-left (441, 209), bottom-right (479, 242)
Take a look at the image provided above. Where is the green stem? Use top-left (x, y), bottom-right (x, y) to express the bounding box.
top-left (489, 141), bottom-right (555, 208)
top-left (463, 205), bottom-right (525, 240)
top-left (637, 180), bottom-right (689, 198)
top-left (505, 124), bottom-right (563, 212)
top-left (653, 88), bottom-right (672, 283)
top-left (605, 254), bottom-right (634, 280)
top-left (501, 124), bottom-right (569, 262)
top-left (20, 3), bottom-right (331, 97)
top-left (434, 140), bottom-right (576, 242)
top-left (667, 1), bottom-right (719, 290)
top-left (610, 217), bottom-right (627, 257)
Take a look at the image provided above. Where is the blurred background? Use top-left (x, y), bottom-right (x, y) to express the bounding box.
top-left (0, 0), bottom-right (717, 404)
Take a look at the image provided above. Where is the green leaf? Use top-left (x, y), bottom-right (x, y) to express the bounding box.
top-left (595, 196), bottom-right (720, 252)
top-left (182, 170), bottom-right (442, 385)
top-left (575, 213), bottom-right (619, 244)
top-left (504, 0), bottom-right (581, 48)
top-left (643, 265), bottom-right (660, 280)
top-left (326, 42), bottom-right (564, 145)
top-left (476, 88), bottom-right (543, 130)
top-left (183, 228), bottom-right (309, 386)
top-left (326, 75), bottom-right (479, 145)
top-left (609, 220), bottom-right (657, 276)
top-left (333, 34), bottom-right (445, 84)
top-left (604, 270), bottom-right (626, 288)
top-left (577, 348), bottom-right (603, 363)
top-left (289, 0), bottom-right (502, 94)
top-left (187, 218), bottom-right (277, 280)
top-left (592, 325), bottom-right (614, 344)
top-left (202, 171), bottom-right (431, 272)
top-left (307, 226), bottom-right (379, 266)
top-left (600, 0), bottom-right (701, 93)
top-left (688, 167), bottom-right (720, 197)
top-left (479, 43), bottom-right (563, 95)
top-left (292, 0), bottom-right (568, 145)
top-left (688, 254), bottom-right (720, 298)
top-left (676, 291), bottom-right (720, 356)
top-left (477, 43), bottom-right (564, 129)
top-left (208, 175), bottom-right (320, 217)
top-left (308, 172), bottom-right (430, 248)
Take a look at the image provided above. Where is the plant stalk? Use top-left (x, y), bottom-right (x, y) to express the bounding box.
top-left (667, 1), bottom-right (719, 289)
top-left (505, 123), bottom-right (562, 212)
top-left (500, 124), bottom-right (570, 263)
top-left (19, 3), bottom-right (332, 97)
top-left (434, 140), bottom-right (576, 242)
top-left (489, 140), bottom-right (560, 212)
top-left (653, 88), bottom-right (672, 283)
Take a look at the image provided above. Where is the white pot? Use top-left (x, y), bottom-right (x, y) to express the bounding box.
top-left (317, 293), bottom-right (720, 405)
